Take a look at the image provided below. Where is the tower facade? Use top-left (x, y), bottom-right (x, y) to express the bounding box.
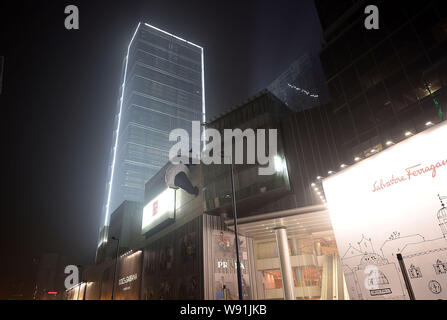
top-left (100, 23), bottom-right (205, 243)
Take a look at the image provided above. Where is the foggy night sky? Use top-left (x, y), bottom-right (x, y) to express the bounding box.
top-left (0, 0), bottom-right (323, 283)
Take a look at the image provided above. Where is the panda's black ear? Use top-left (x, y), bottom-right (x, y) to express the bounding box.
top-left (192, 186), bottom-right (199, 196)
top-left (174, 171), bottom-right (198, 196)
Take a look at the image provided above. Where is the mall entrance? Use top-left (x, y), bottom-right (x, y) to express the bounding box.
top-left (226, 204), bottom-right (349, 300)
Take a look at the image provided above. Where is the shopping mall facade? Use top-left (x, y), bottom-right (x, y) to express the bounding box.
top-left (68, 91), bottom-right (349, 300)
top-left (67, 88), bottom-right (446, 300)
top-left (66, 0), bottom-right (446, 300)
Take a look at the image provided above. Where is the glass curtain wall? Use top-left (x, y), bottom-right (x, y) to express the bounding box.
top-left (253, 234), bottom-right (349, 300)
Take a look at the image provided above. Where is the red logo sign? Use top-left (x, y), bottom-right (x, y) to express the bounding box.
top-left (372, 158), bottom-right (447, 193)
top-left (152, 200), bottom-right (158, 216)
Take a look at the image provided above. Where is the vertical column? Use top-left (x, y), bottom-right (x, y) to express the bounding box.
top-left (275, 227), bottom-right (295, 300)
top-left (314, 241), bottom-right (322, 256)
top-left (291, 238), bottom-right (306, 300)
top-left (312, 241), bottom-right (323, 290)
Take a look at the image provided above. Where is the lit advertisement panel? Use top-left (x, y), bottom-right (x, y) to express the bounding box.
top-left (211, 230), bottom-right (251, 300)
top-left (115, 251), bottom-right (142, 300)
top-left (142, 188), bottom-right (175, 235)
top-left (323, 122), bottom-right (447, 300)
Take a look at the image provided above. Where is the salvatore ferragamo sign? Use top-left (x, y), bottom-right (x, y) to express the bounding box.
top-left (372, 159), bottom-right (447, 193)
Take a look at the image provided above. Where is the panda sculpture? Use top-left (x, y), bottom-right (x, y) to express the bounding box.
top-left (165, 155), bottom-right (199, 196)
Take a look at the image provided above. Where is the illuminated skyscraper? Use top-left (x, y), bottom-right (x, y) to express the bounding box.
top-left (100, 23), bottom-right (205, 242)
